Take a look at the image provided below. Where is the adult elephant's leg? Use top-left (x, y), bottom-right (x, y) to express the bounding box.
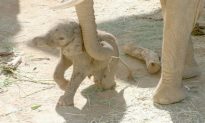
top-left (182, 0), bottom-right (205, 79)
top-left (160, 0), bottom-right (166, 15)
top-left (75, 0), bottom-right (114, 61)
top-left (161, 0), bottom-right (200, 80)
top-left (153, 0), bottom-right (201, 104)
top-left (183, 38), bottom-right (200, 79)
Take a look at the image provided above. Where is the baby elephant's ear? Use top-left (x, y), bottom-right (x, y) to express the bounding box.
top-left (30, 36), bottom-right (48, 48)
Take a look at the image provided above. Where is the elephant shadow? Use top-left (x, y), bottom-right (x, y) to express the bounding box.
top-left (0, 0), bottom-right (21, 53)
top-left (56, 85), bottom-right (127, 123)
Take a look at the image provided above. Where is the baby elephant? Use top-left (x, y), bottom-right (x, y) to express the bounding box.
top-left (32, 20), bottom-right (119, 106)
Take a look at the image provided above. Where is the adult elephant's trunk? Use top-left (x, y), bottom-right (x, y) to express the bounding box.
top-left (75, 0), bottom-right (114, 60)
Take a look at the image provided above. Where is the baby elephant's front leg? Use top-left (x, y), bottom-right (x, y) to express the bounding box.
top-left (58, 69), bottom-right (86, 106)
top-left (54, 55), bottom-right (72, 91)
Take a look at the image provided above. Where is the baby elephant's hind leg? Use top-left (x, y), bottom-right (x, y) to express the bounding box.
top-left (58, 69), bottom-right (86, 106)
top-left (100, 57), bottom-right (119, 90)
top-left (54, 55), bottom-right (72, 91)
top-left (93, 69), bottom-right (105, 89)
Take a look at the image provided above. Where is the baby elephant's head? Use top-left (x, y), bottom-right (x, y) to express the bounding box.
top-left (32, 20), bottom-right (81, 48)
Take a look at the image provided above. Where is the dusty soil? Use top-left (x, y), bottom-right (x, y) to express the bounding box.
top-left (1, 0), bottom-right (205, 123)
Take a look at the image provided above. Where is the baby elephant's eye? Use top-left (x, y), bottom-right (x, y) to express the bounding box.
top-left (59, 37), bottom-right (65, 40)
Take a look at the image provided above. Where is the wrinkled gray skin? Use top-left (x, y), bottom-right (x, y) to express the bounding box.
top-left (32, 20), bottom-right (119, 106)
top-left (56, 0), bottom-right (205, 104)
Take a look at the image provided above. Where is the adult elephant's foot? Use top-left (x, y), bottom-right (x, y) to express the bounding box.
top-left (153, 79), bottom-right (186, 104)
top-left (182, 62), bottom-right (201, 79)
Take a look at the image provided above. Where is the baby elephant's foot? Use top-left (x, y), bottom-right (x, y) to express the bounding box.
top-left (153, 80), bottom-right (186, 104)
top-left (183, 64), bottom-right (200, 79)
top-left (59, 83), bottom-right (68, 91)
top-left (94, 80), bottom-right (103, 90)
top-left (57, 80), bottom-right (69, 91)
top-left (57, 95), bottom-right (74, 106)
top-left (101, 81), bottom-right (116, 90)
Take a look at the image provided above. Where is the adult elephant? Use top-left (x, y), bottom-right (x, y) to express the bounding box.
top-left (56, 0), bottom-right (204, 104)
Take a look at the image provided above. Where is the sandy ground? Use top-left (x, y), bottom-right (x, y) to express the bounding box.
top-left (1, 0), bottom-right (205, 123)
